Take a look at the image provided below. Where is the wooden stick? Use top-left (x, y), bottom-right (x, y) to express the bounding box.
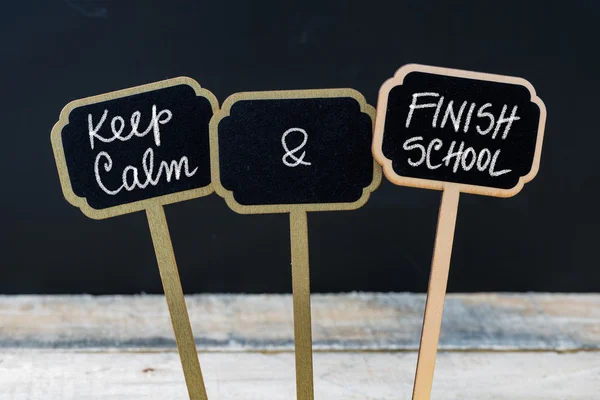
top-left (146, 205), bottom-right (208, 400)
top-left (412, 186), bottom-right (461, 400)
top-left (289, 210), bottom-right (315, 400)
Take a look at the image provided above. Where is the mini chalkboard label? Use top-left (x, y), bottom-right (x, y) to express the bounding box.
top-left (210, 89), bottom-right (381, 399)
top-left (51, 77), bottom-right (218, 219)
top-left (210, 89), bottom-right (381, 213)
top-left (373, 64), bottom-right (546, 197)
top-left (373, 64), bottom-right (547, 400)
top-left (51, 77), bottom-right (218, 399)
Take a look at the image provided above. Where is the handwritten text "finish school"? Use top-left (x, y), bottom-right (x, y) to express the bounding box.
top-left (88, 106), bottom-right (198, 195)
top-left (402, 92), bottom-right (521, 177)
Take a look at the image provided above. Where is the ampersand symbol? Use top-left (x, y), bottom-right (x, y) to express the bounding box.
top-left (281, 127), bottom-right (312, 167)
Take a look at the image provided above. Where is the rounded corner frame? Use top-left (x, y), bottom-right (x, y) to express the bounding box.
top-left (372, 64), bottom-right (547, 198)
top-left (51, 77), bottom-right (219, 219)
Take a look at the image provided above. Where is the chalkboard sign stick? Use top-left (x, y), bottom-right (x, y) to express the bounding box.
top-left (412, 186), bottom-right (460, 400)
top-left (146, 205), bottom-right (209, 400)
top-left (289, 210), bottom-right (315, 400)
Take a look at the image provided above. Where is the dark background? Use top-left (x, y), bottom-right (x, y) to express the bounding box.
top-left (1, 1), bottom-right (598, 294)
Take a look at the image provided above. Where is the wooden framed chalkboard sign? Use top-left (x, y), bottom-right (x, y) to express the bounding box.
top-left (211, 89), bottom-right (381, 400)
top-left (212, 90), bottom-right (381, 213)
top-left (51, 78), bottom-right (218, 400)
top-left (373, 64), bottom-right (546, 400)
top-left (374, 64), bottom-right (546, 197)
top-left (52, 77), bottom-right (216, 219)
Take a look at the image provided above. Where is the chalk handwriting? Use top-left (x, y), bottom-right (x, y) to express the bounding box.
top-left (88, 105), bottom-right (172, 150)
top-left (405, 93), bottom-right (520, 139)
top-left (87, 106), bottom-right (198, 195)
top-left (282, 127), bottom-right (312, 167)
top-left (402, 136), bottom-right (511, 177)
top-left (401, 92), bottom-right (521, 178)
top-left (94, 148), bottom-right (198, 195)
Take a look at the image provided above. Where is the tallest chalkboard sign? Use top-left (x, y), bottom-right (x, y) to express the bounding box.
top-left (373, 64), bottom-right (546, 400)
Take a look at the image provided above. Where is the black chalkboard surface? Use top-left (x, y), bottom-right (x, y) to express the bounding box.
top-left (374, 64), bottom-right (546, 197)
top-left (211, 90), bottom-right (381, 213)
top-left (52, 78), bottom-right (218, 218)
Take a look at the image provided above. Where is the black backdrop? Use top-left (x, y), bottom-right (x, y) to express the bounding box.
top-left (1, 0), bottom-right (598, 294)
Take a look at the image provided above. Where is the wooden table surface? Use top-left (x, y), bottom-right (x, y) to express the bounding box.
top-left (1, 293), bottom-right (598, 399)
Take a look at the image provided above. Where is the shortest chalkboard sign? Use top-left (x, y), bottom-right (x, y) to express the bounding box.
top-left (211, 89), bottom-right (381, 214)
top-left (373, 64), bottom-right (546, 197)
top-left (51, 78), bottom-right (218, 219)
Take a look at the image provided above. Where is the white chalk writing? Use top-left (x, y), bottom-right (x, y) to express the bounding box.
top-left (282, 127), bottom-right (311, 167)
top-left (87, 106), bottom-right (198, 196)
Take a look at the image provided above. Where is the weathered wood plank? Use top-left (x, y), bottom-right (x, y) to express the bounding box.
top-left (0, 293), bottom-right (598, 351)
top-left (1, 350), bottom-right (598, 399)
